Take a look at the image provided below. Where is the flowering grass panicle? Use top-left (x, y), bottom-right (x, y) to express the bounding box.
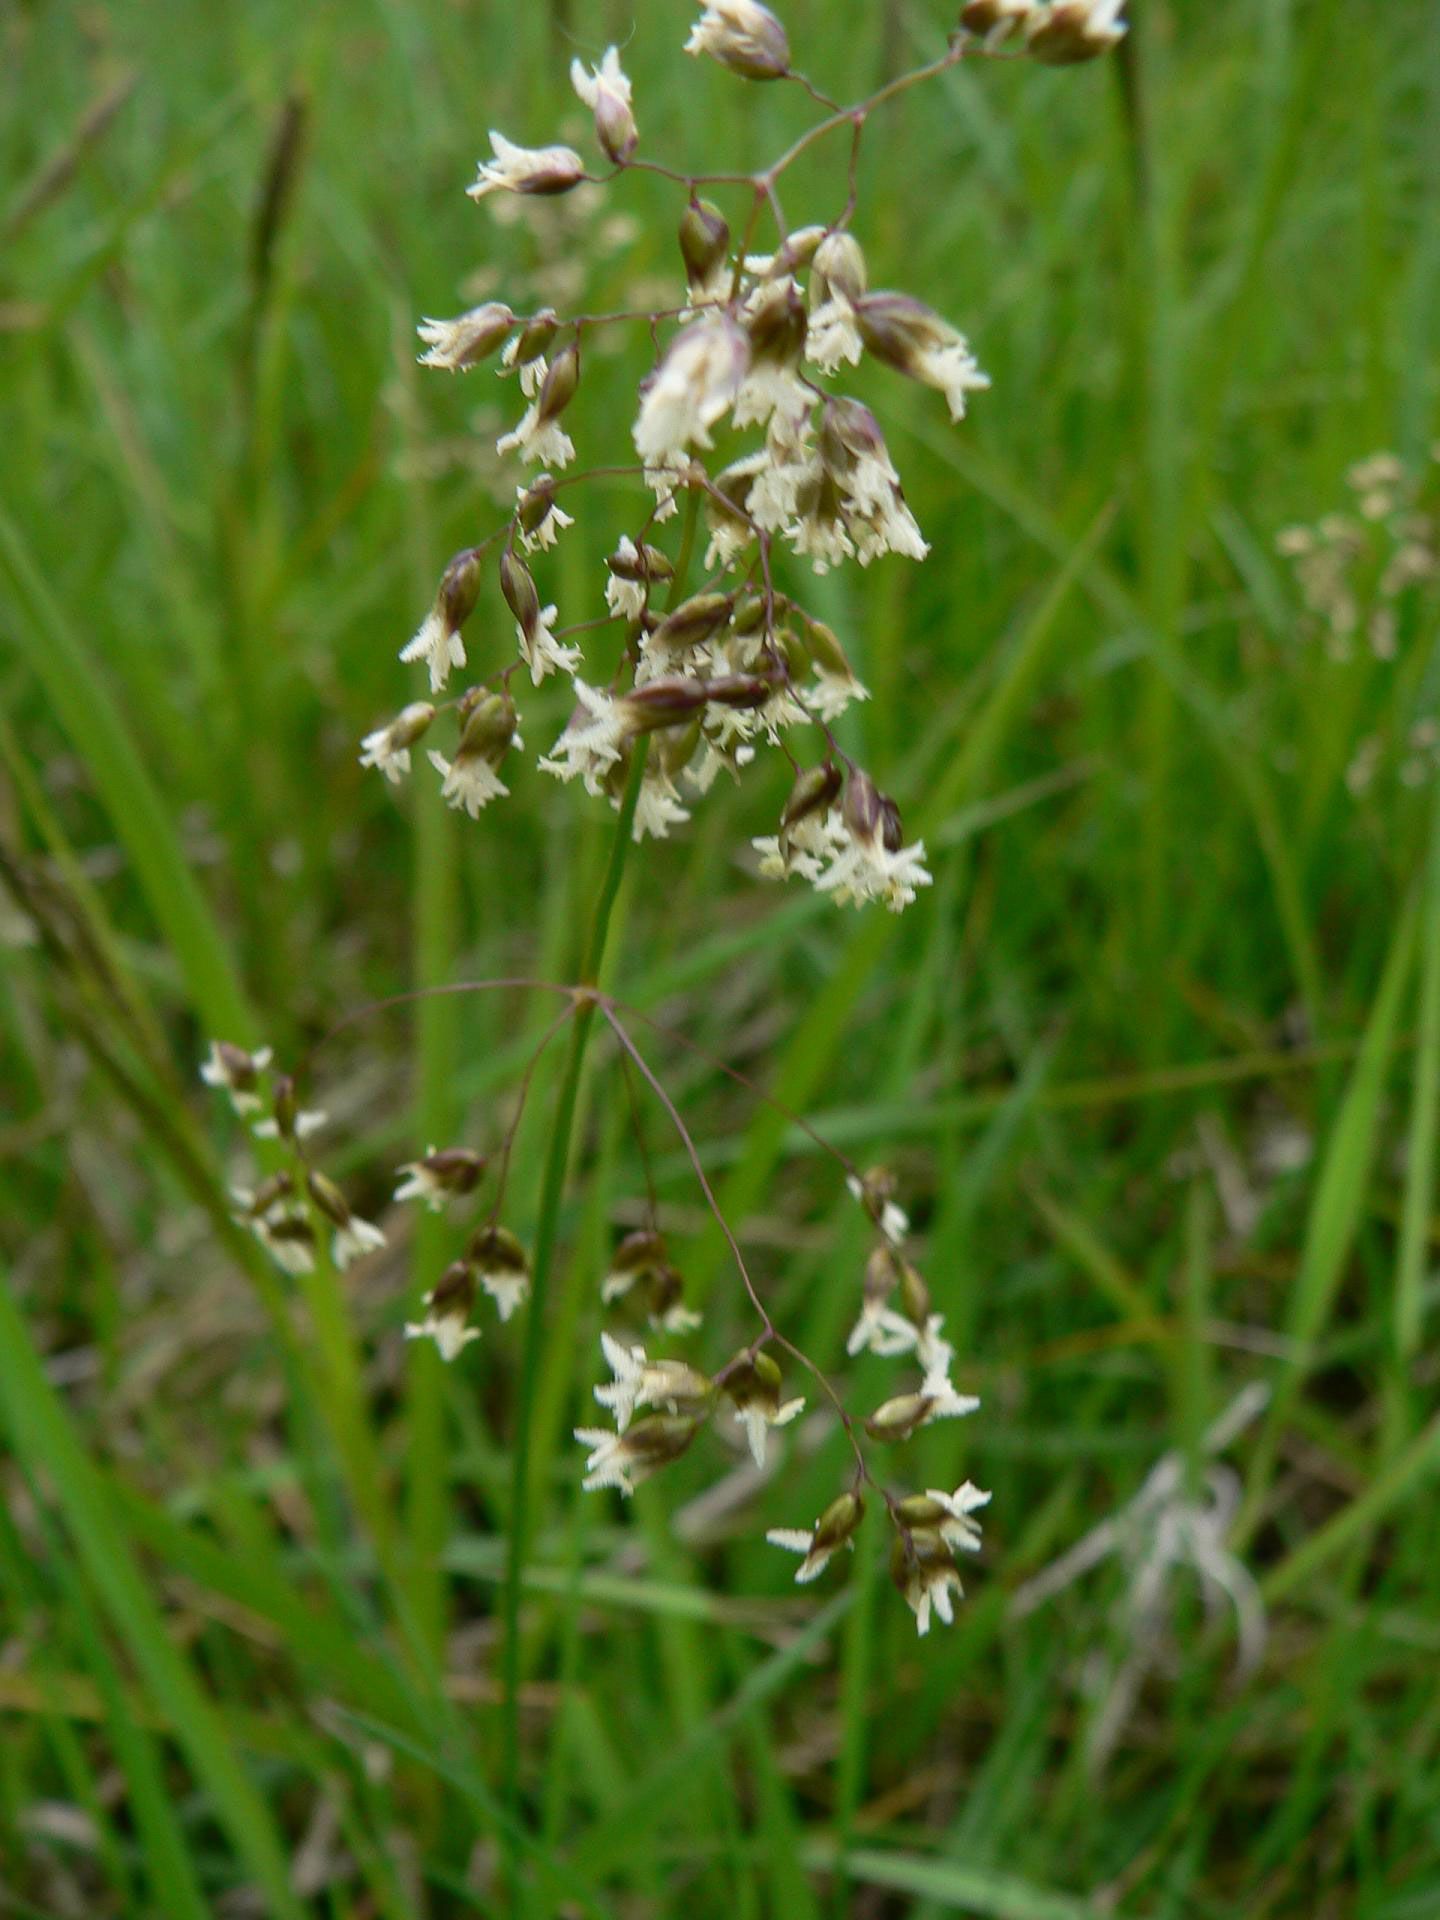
top-left (355, 0), bottom-right (1127, 924)
top-left (205, 0), bottom-right (1130, 1651)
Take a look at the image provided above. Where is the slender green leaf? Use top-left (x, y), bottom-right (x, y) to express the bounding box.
top-left (0, 1275), bottom-right (304, 1918)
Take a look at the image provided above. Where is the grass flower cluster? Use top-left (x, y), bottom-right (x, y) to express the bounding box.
top-left (10, 1), bottom-right (1440, 1915)
top-left (362, 0), bottom-right (1127, 913)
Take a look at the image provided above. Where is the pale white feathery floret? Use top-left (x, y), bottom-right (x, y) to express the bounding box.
top-left (404, 1309), bottom-right (481, 1362)
top-left (468, 131), bottom-right (585, 201)
top-left (634, 316), bottom-right (749, 464)
top-left (496, 403), bottom-right (576, 470)
top-left (428, 749), bottom-right (510, 818)
top-left (538, 680), bottom-right (628, 795)
top-left (925, 1481), bottom-right (992, 1555)
top-left (332, 1213), bottom-right (387, 1272)
top-left (399, 607), bottom-right (466, 694)
top-left (515, 603), bottom-right (580, 686)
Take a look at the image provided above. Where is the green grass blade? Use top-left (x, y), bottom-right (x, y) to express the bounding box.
top-left (29, 1497), bottom-right (211, 1920)
top-left (1396, 784), bottom-right (1440, 1362)
top-left (804, 1843), bottom-right (1099, 1919)
top-left (1260, 1413), bottom-right (1440, 1606)
top-left (1027, 1185), bottom-right (1164, 1332)
top-left (0, 1274), bottom-right (305, 1919)
top-left (1240, 891), bottom-right (1419, 1539)
top-left (568, 1589), bottom-right (854, 1880)
top-left (0, 501), bottom-right (255, 1041)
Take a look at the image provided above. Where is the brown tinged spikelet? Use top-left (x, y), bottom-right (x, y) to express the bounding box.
top-left (430, 688), bottom-right (521, 816)
top-left (856, 293), bottom-right (943, 370)
top-left (419, 1147), bottom-right (486, 1193)
top-left (744, 276), bottom-right (807, 370)
top-left (395, 1145), bottom-right (487, 1210)
top-left (397, 547), bottom-right (487, 693)
top-left (430, 1258), bottom-right (479, 1319)
top-left (269, 1074), bottom-right (299, 1143)
top-left (405, 1258), bottom-right (481, 1361)
top-left (305, 1170), bottom-right (386, 1269)
top-left (610, 1228), bottom-right (667, 1279)
top-left (679, 198), bottom-right (731, 295)
top-left (704, 473), bottom-right (759, 555)
top-left (722, 1349), bottom-right (805, 1466)
top-left (262, 1212), bottom-right (318, 1270)
top-left (817, 1489), bottom-right (865, 1552)
top-left (774, 626), bottom-right (812, 682)
top-left (767, 1488), bottom-right (866, 1582)
top-left (608, 540), bottom-right (674, 586)
top-left (1026, 0), bottom-right (1127, 65)
top-left (852, 1162), bottom-right (905, 1230)
top-left (799, 614), bottom-right (859, 688)
top-left (576, 1409), bottom-right (705, 1494)
top-left (843, 769), bottom-right (885, 845)
top-left (811, 230), bottom-right (867, 308)
top-left (305, 1169), bottom-right (351, 1230)
top-left (621, 672), bottom-right (774, 736)
top-left (517, 475), bottom-right (560, 540)
top-left (624, 1411), bottom-right (702, 1466)
top-left (455, 689), bottom-right (520, 763)
top-left (659, 716), bottom-right (704, 781)
top-left (819, 395), bottom-right (887, 475)
top-left (685, 1), bottom-right (792, 81)
top-left (466, 1221), bottom-right (529, 1278)
top-left (775, 623), bottom-right (811, 680)
top-left (536, 339), bottom-right (581, 426)
top-left (205, 1040), bottom-right (269, 1101)
top-left (438, 547), bottom-right (486, 633)
top-left (231, 1174), bottom-right (308, 1281)
top-left (958, 0), bottom-right (1034, 38)
top-left (864, 1241), bottom-right (903, 1308)
top-left (603, 1228), bottom-right (700, 1330)
top-left (783, 761), bottom-right (844, 831)
top-left (866, 1391), bottom-right (935, 1445)
top-left (647, 1261), bottom-right (692, 1325)
top-left (894, 1493), bottom-right (954, 1531)
top-left (472, 140), bottom-right (586, 198)
top-left (630, 1412), bottom-right (706, 1466)
top-left (598, 735), bottom-right (637, 804)
top-left (896, 1252), bottom-right (933, 1327)
top-left (417, 301), bottom-right (515, 371)
top-left (465, 1221), bottom-right (531, 1321)
top-left (595, 94), bottom-right (637, 169)
top-left (650, 589), bottom-right (735, 653)
top-left (724, 1348), bottom-right (782, 1405)
top-left (731, 592), bottom-right (767, 638)
top-left (372, 701), bottom-right (436, 760)
top-left (867, 1366), bottom-right (978, 1443)
top-left (623, 679), bottom-right (717, 733)
top-left (216, 1042), bottom-right (264, 1087)
top-left (851, 291), bottom-right (987, 422)
top-left (241, 1171), bottom-right (295, 1217)
top-left (510, 309), bottom-right (559, 368)
top-left (572, 49), bottom-right (639, 165)
top-left (890, 1525), bottom-right (953, 1592)
top-left (877, 792), bottom-right (906, 855)
top-left (887, 1502), bottom-right (982, 1634)
top-left (706, 671), bottom-right (781, 709)
top-left (761, 225), bottom-right (829, 279)
top-left (499, 549), bottom-right (541, 639)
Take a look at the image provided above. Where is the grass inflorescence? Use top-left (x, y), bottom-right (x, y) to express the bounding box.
top-left (3, 1), bottom-right (1440, 1915)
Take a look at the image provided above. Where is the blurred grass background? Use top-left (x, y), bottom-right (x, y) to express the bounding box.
top-left (3, 0), bottom-right (1440, 1913)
